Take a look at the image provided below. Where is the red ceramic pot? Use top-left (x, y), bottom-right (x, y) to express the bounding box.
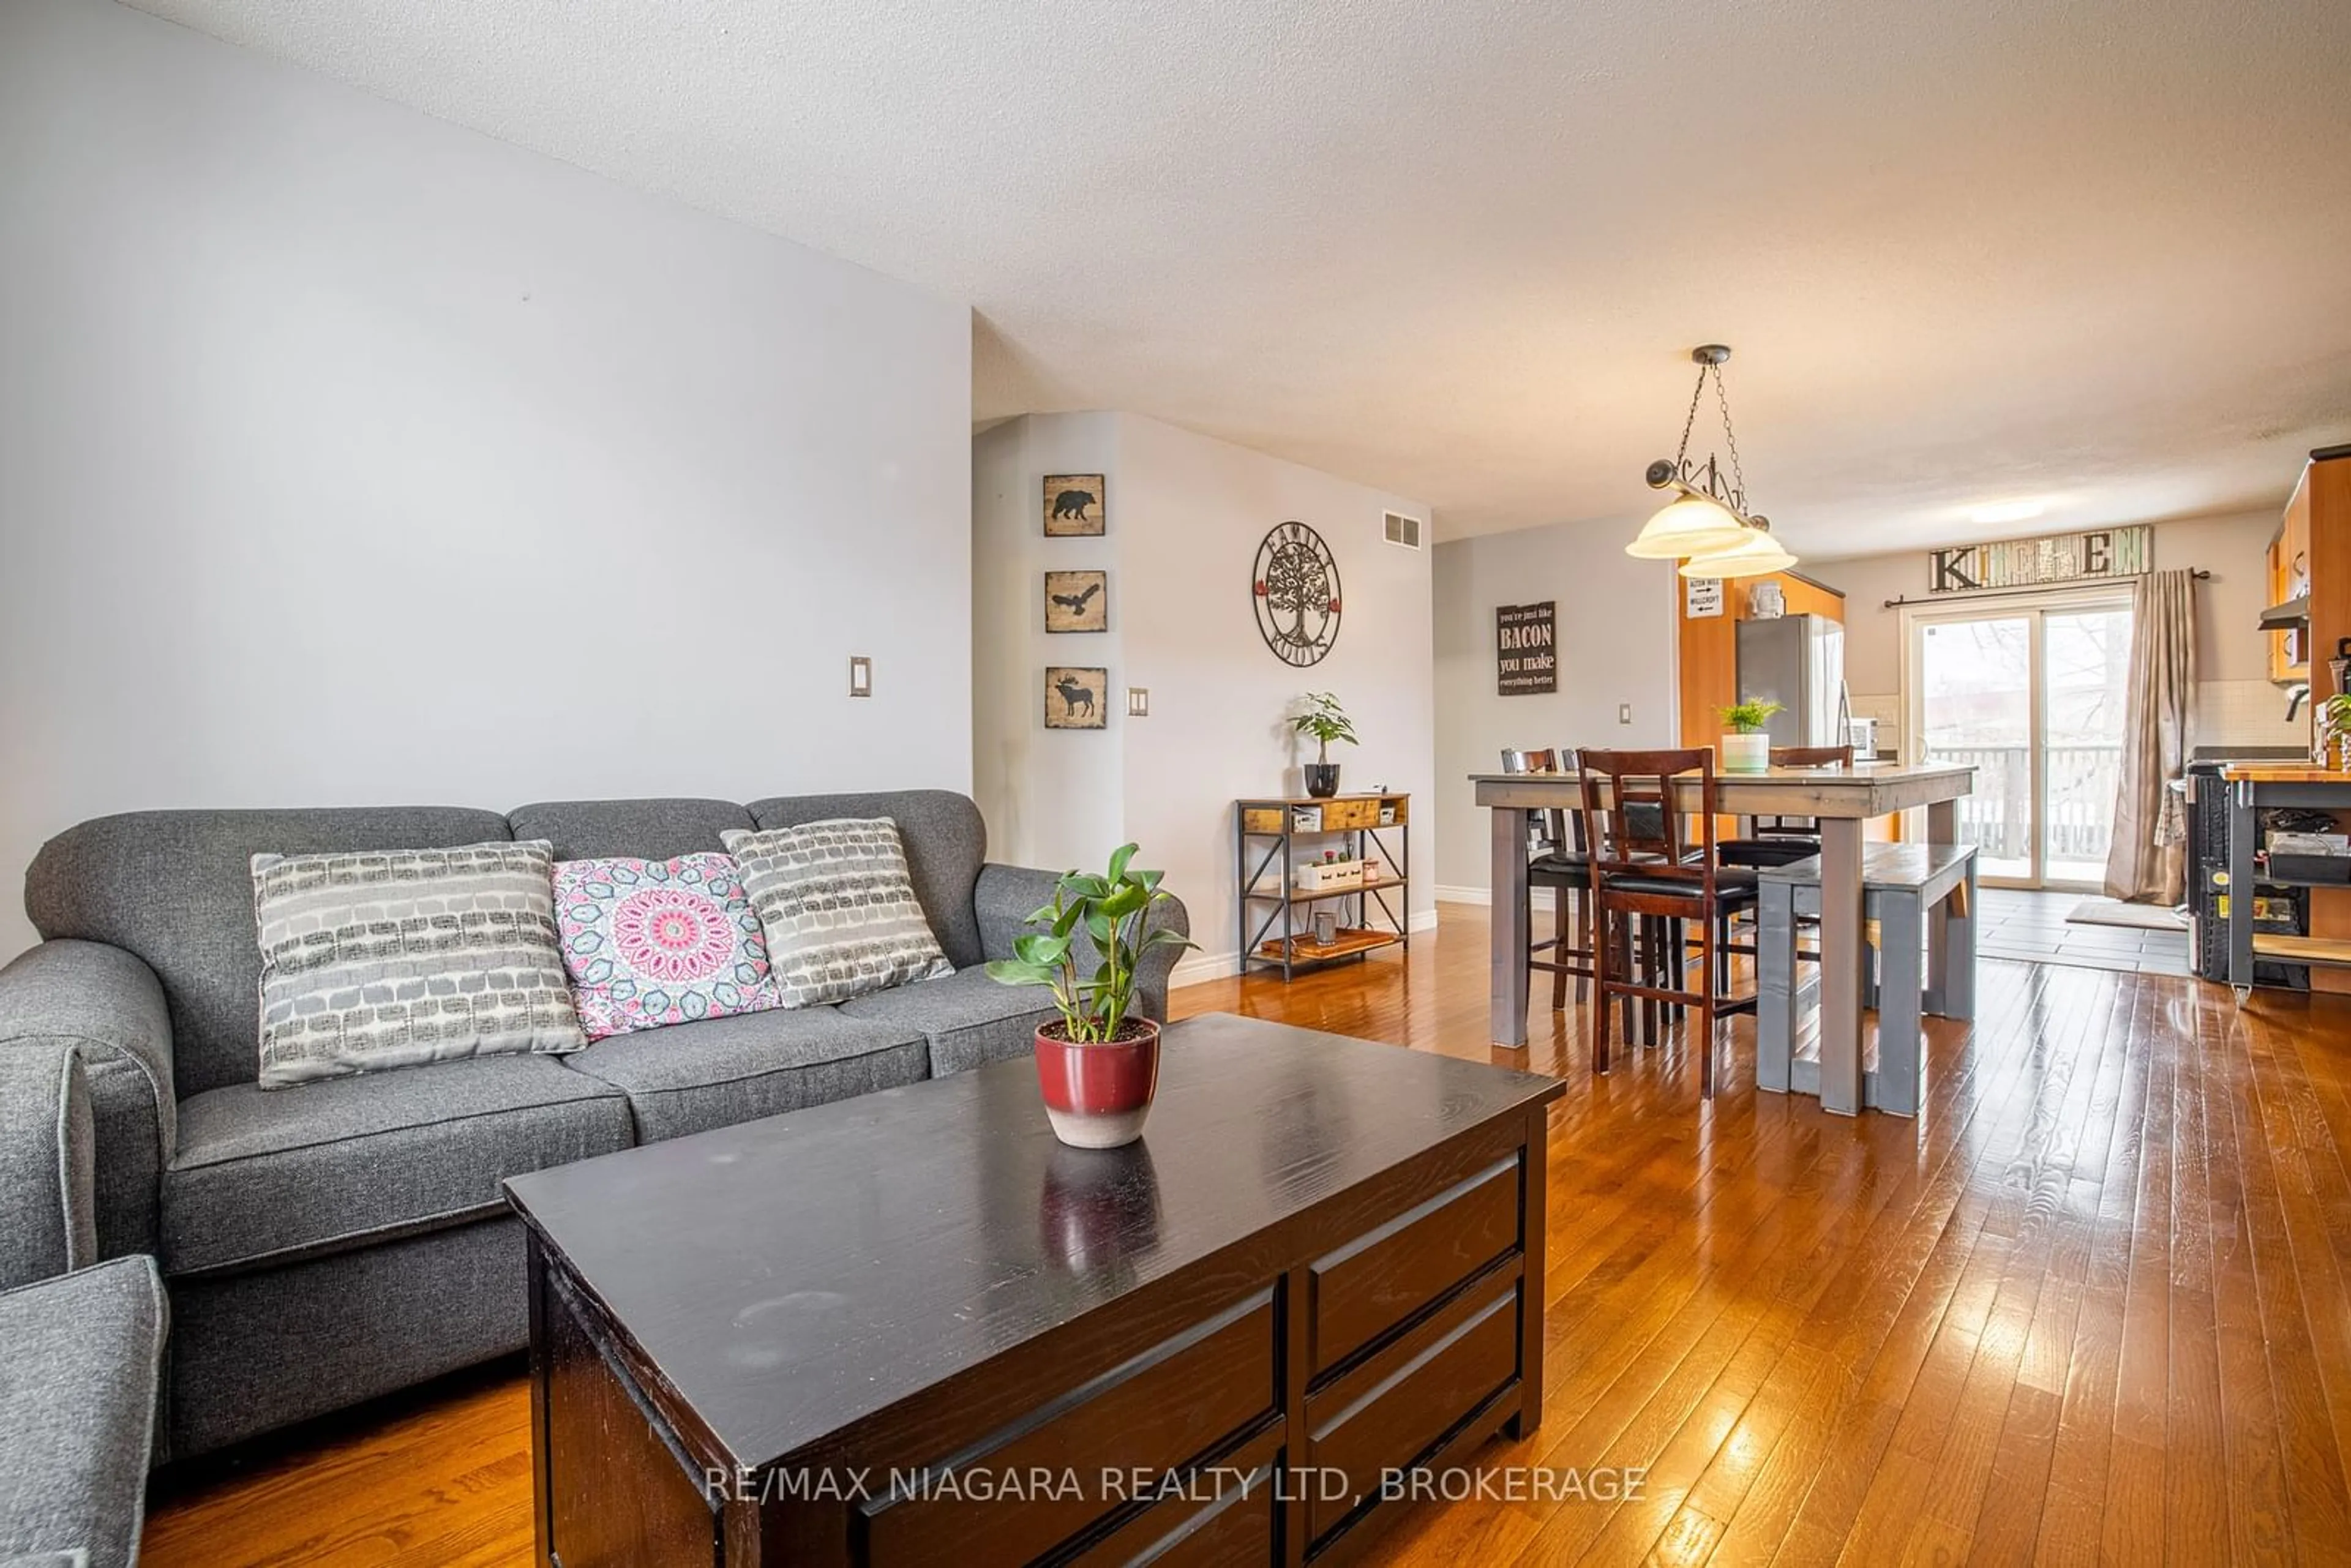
top-left (1032, 1020), bottom-right (1160, 1149)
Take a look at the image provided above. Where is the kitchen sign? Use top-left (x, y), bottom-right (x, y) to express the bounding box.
top-left (1496, 601), bottom-right (1558, 696)
top-left (1927, 524), bottom-right (2151, 594)
top-left (1684, 576), bottom-right (1724, 618)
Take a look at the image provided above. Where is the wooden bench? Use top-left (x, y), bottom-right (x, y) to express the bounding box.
top-left (1753, 842), bottom-right (1977, 1116)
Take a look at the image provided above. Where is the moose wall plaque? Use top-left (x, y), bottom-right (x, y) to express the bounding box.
top-left (1044, 667), bottom-right (1108, 729)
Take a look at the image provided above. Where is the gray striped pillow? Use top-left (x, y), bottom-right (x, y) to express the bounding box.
top-left (251, 839), bottom-right (585, 1088)
top-left (722, 819), bottom-right (953, 1008)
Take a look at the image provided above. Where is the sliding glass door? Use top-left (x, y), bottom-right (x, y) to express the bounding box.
top-left (1908, 591), bottom-right (2134, 889)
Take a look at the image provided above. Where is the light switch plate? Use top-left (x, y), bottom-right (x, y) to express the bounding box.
top-left (1618, 703), bottom-right (1632, 724)
top-left (849, 656), bottom-right (872, 697)
top-left (1127, 688), bottom-right (1149, 718)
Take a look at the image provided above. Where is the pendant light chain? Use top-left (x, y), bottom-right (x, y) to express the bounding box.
top-left (1711, 362), bottom-right (1747, 509)
top-left (1674, 364), bottom-right (1708, 470)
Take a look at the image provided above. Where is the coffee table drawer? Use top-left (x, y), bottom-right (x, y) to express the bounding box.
top-left (860, 1291), bottom-right (1277, 1567)
top-left (1309, 1153), bottom-right (1519, 1376)
top-left (1303, 1274), bottom-right (1520, 1547)
top-left (1062, 1444), bottom-right (1280, 1568)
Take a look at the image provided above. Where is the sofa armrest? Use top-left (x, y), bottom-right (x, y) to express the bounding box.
top-left (0, 940), bottom-right (175, 1259)
top-left (973, 864), bottom-right (1193, 1024)
top-left (0, 1043), bottom-right (95, 1291)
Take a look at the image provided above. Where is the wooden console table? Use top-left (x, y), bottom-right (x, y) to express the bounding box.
top-left (1235, 793), bottom-right (1411, 980)
top-left (506, 1014), bottom-right (1562, 1567)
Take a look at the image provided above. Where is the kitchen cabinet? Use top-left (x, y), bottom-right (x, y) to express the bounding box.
top-left (2284, 449), bottom-right (2351, 991)
top-left (2268, 473), bottom-right (2312, 685)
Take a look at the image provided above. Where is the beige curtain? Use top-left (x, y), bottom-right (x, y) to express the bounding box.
top-left (2104, 569), bottom-right (2198, 903)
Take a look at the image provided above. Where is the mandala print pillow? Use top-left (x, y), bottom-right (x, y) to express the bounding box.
top-left (551, 853), bottom-right (782, 1041)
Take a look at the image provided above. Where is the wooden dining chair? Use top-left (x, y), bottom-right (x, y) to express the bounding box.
top-left (1579, 748), bottom-right (1757, 1097)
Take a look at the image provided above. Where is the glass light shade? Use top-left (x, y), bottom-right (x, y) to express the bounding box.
top-left (1624, 493), bottom-right (1752, 559)
top-left (1677, 525), bottom-right (1798, 579)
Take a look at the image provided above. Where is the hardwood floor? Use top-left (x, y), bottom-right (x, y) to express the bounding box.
top-left (143, 903), bottom-right (2351, 1566)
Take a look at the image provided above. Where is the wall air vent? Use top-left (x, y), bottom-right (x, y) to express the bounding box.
top-left (1382, 511), bottom-right (1422, 550)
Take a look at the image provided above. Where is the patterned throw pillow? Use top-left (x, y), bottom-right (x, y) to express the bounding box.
top-left (722, 819), bottom-right (954, 1008)
top-left (251, 839), bottom-right (585, 1089)
top-left (551, 854), bottom-right (781, 1040)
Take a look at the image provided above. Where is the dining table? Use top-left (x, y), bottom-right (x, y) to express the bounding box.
top-left (1471, 760), bottom-right (1977, 1114)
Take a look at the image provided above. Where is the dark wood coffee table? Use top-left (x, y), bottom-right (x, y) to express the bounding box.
top-left (504, 1012), bottom-right (1563, 1567)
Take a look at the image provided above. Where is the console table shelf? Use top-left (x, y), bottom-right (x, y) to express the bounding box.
top-left (1236, 792), bottom-right (1411, 981)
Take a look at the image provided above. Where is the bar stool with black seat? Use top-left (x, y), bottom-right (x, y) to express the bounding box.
top-left (1579, 747), bottom-right (1758, 1097)
top-left (1503, 749), bottom-right (1595, 1009)
top-left (1716, 744), bottom-right (1854, 869)
top-left (1526, 749), bottom-right (1596, 1008)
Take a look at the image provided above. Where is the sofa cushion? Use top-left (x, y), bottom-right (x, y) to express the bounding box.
top-left (746, 792), bottom-right (986, 969)
top-left (252, 839), bottom-right (585, 1087)
top-left (560, 1008), bottom-right (929, 1142)
top-left (506, 798), bottom-right (757, 861)
top-left (162, 1054), bottom-right (632, 1277)
top-left (26, 807), bottom-right (514, 1097)
top-left (723, 820), bottom-right (953, 1007)
top-left (552, 854), bottom-right (781, 1040)
top-left (836, 965), bottom-right (1063, 1077)
top-left (0, 1255), bottom-right (166, 1568)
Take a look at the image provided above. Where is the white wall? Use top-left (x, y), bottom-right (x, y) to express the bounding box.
top-left (1430, 520), bottom-right (1679, 896)
top-left (973, 413), bottom-right (1434, 980)
top-left (1810, 508), bottom-right (2302, 752)
top-left (972, 415), bottom-right (1126, 876)
top-left (0, 0), bottom-right (974, 960)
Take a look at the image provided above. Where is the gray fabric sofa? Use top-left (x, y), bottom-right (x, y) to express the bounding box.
top-left (0, 1043), bottom-right (168, 1568)
top-left (0, 790), bottom-right (1187, 1460)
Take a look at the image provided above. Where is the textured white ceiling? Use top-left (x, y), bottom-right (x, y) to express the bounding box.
top-left (123, 0), bottom-right (2351, 554)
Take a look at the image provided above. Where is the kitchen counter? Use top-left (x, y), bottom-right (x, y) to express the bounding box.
top-left (2222, 763), bottom-right (2343, 783)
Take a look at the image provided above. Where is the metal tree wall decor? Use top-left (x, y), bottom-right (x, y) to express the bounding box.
top-left (1252, 521), bottom-right (1342, 667)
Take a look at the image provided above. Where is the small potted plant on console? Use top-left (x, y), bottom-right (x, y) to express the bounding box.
top-left (987, 845), bottom-right (1194, 1148)
top-left (1291, 691), bottom-right (1357, 798)
top-left (1719, 699), bottom-right (1784, 773)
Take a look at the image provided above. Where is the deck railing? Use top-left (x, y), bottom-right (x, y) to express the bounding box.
top-left (1922, 743), bottom-right (2121, 867)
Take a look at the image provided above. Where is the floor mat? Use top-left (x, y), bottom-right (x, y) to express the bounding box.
top-left (2067, 898), bottom-right (2188, 932)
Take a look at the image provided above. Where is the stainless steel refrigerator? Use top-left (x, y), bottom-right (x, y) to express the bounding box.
top-left (1735, 614), bottom-right (1847, 750)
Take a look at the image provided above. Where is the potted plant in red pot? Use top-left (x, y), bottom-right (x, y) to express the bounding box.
top-left (987, 845), bottom-right (1196, 1148)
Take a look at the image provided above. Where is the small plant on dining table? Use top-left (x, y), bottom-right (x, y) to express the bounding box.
top-left (1717, 699), bottom-right (1784, 773)
top-left (986, 844), bottom-right (1194, 1043)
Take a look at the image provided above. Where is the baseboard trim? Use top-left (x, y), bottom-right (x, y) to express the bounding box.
top-left (1434, 884), bottom-right (1560, 911)
top-left (1172, 950), bottom-right (1242, 986)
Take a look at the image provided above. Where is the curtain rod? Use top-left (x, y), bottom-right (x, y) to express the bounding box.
top-left (1880, 569), bottom-right (2208, 610)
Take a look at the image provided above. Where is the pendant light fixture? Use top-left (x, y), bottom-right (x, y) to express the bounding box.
top-left (1625, 344), bottom-right (1797, 579)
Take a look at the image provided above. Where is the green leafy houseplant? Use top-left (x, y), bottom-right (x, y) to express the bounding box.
top-left (986, 844), bottom-right (1195, 1043)
top-left (1720, 699), bottom-right (1785, 735)
top-left (1290, 691), bottom-right (1359, 763)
